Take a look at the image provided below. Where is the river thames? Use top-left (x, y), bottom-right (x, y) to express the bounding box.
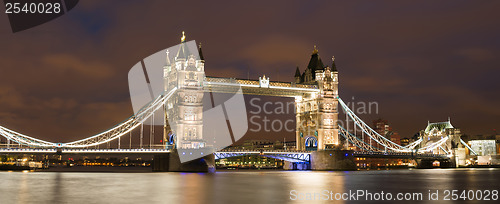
top-left (0, 168), bottom-right (499, 203)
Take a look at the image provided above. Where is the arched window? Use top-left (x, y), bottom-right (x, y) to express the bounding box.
top-left (184, 109), bottom-right (195, 121)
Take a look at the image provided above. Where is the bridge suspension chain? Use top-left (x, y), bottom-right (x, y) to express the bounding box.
top-left (64, 87), bottom-right (177, 148)
top-left (416, 136), bottom-right (448, 153)
top-left (338, 125), bottom-right (380, 152)
top-left (338, 97), bottom-right (413, 152)
top-left (0, 87), bottom-right (177, 148)
top-left (0, 126), bottom-right (58, 147)
top-left (338, 98), bottom-right (454, 154)
top-left (460, 138), bottom-right (478, 156)
top-left (404, 138), bottom-right (423, 149)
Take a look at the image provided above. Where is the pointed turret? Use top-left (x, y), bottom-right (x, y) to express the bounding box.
top-left (198, 43), bottom-right (204, 61)
top-left (294, 66), bottom-right (301, 77)
top-left (306, 45), bottom-right (325, 81)
top-left (318, 58), bottom-right (324, 70)
top-left (331, 56), bottom-right (337, 72)
top-left (165, 50), bottom-right (171, 66)
top-left (294, 66), bottom-right (302, 84)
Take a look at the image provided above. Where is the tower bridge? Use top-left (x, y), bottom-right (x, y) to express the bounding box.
top-left (0, 32), bottom-right (472, 171)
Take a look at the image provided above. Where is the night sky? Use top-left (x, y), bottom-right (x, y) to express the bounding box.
top-left (0, 1), bottom-right (499, 144)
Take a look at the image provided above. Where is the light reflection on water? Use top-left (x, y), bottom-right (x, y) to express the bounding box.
top-left (0, 169), bottom-right (499, 204)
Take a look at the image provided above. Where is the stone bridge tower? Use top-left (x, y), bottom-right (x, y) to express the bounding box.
top-left (419, 119), bottom-right (462, 155)
top-left (163, 32), bottom-right (205, 150)
top-left (317, 59), bottom-right (340, 150)
top-left (295, 47), bottom-right (339, 151)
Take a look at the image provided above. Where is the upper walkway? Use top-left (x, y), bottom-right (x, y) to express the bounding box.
top-left (204, 76), bottom-right (319, 97)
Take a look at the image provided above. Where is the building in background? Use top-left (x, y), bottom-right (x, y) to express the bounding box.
top-left (461, 134), bottom-right (500, 156)
top-left (373, 118), bottom-right (391, 136)
top-left (226, 140), bottom-right (296, 151)
top-left (216, 155), bottom-right (284, 169)
top-left (400, 138), bottom-right (410, 146)
top-left (218, 139), bottom-right (296, 169)
top-left (469, 140), bottom-right (496, 156)
top-left (372, 118), bottom-right (401, 146)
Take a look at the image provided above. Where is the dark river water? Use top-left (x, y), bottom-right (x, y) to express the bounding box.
top-left (1, 168), bottom-right (499, 204)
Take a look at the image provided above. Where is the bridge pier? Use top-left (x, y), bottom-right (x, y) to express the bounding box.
top-left (415, 158), bottom-right (455, 169)
top-left (153, 149), bottom-right (215, 172)
top-left (283, 161), bottom-right (310, 170)
top-left (310, 150), bottom-right (356, 171)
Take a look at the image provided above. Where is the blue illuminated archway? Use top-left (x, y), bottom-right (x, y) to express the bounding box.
top-left (305, 136), bottom-right (317, 151)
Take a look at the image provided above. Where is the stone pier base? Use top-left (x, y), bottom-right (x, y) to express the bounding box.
top-left (153, 149), bottom-right (215, 172)
top-left (416, 158), bottom-right (455, 169)
top-left (311, 150), bottom-right (356, 171)
top-left (283, 161), bottom-right (310, 170)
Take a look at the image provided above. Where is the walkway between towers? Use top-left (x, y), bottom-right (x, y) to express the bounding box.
top-left (204, 76), bottom-right (318, 97)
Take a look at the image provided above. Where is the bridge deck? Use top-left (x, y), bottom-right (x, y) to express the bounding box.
top-left (214, 150), bottom-right (448, 161)
top-left (352, 151), bottom-right (449, 159)
top-left (0, 148), bottom-right (448, 160)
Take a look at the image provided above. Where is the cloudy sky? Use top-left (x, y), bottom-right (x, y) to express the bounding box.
top-left (0, 0), bottom-right (499, 144)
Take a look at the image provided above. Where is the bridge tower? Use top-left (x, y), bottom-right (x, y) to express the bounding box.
top-left (418, 119), bottom-right (465, 167)
top-left (154, 32), bottom-right (215, 172)
top-left (419, 119), bottom-right (462, 154)
top-left (295, 47), bottom-right (339, 151)
top-left (316, 58), bottom-right (340, 150)
top-left (164, 32), bottom-right (205, 150)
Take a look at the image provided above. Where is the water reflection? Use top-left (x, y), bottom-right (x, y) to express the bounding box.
top-left (0, 169), bottom-right (498, 204)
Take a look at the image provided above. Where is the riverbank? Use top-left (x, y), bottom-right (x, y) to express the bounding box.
top-left (38, 166), bottom-right (153, 173)
top-left (3, 165), bottom-right (499, 173)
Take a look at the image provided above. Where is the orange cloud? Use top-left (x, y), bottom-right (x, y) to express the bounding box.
top-left (42, 54), bottom-right (115, 78)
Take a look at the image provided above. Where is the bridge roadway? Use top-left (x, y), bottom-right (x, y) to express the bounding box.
top-left (0, 148), bottom-right (448, 162)
top-left (352, 151), bottom-right (449, 159)
top-left (215, 150), bottom-right (448, 162)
